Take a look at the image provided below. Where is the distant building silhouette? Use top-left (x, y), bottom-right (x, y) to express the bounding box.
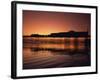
top-left (49, 31), bottom-right (88, 37)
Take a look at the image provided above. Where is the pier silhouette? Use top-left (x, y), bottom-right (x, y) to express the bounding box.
top-left (24, 31), bottom-right (90, 51)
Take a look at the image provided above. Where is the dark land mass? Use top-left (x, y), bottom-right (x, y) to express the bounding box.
top-left (24, 31), bottom-right (90, 38)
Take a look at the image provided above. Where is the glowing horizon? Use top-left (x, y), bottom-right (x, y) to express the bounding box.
top-left (23, 10), bottom-right (90, 36)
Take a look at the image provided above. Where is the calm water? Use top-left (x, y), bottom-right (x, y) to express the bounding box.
top-left (23, 37), bottom-right (90, 69)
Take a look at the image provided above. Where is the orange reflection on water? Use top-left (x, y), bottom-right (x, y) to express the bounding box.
top-left (23, 37), bottom-right (86, 50)
top-left (23, 37), bottom-right (90, 69)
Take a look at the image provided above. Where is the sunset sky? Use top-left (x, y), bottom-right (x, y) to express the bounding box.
top-left (23, 10), bottom-right (90, 36)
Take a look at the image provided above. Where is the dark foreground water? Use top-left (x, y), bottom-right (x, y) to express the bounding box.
top-left (23, 37), bottom-right (90, 69)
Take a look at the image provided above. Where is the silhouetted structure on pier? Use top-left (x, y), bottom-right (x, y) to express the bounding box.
top-left (48, 31), bottom-right (89, 37)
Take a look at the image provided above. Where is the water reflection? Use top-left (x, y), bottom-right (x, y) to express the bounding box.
top-left (23, 37), bottom-right (90, 69)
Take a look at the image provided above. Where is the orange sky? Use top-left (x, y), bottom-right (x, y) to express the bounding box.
top-left (23, 10), bottom-right (90, 36)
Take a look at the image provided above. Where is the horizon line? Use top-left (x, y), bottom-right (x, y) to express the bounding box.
top-left (23, 31), bottom-right (90, 37)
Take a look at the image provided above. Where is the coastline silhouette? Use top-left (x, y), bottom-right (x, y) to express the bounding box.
top-left (23, 31), bottom-right (90, 38)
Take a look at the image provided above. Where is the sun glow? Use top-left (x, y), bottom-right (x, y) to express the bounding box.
top-left (23, 10), bottom-right (90, 36)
